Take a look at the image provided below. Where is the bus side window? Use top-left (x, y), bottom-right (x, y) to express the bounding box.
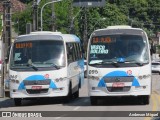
top-left (78, 43), bottom-right (83, 59)
top-left (66, 43), bottom-right (74, 64)
top-left (76, 43), bottom-right (80, 59)
top-left (73, 43), bottom-right (79, 60)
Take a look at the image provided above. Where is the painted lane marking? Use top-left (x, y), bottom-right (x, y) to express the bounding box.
top-left (151, 94), bottom-right (158, 111)
top-left (54, 114), bottom-right (67, 119)
top-left (144, 94), bottom-right (158, 120)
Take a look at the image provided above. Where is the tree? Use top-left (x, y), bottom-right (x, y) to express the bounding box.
top-left (12, 0), bottom-right (160, 37)
top-left (12, 4), bottom-right (32, 35)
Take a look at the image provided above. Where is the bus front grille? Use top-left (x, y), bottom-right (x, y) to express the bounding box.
top-left (23, 79), bottom-right (51, 85)
top-left (107, 86), bottom-right (131, 92)
top-left (104, 76), bottom-right (134, 83)
top-left (26, 89), bottom-right (49, 94)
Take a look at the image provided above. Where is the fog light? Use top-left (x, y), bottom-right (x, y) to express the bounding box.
top-left (143, 86), bottom-right (146, 89)
top-left (92, 87), bottom-right (96, 90)
top-left (13, 89), bottom-right (16, 92)
top-left (60, 88), bottom-right (63, 90)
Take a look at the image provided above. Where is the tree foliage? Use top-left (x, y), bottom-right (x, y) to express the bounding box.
top-left (12, 0), bottom-right (160, 39)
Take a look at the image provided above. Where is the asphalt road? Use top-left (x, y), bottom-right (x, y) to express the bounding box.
top-left (0, 74), bottom-right (160, 120)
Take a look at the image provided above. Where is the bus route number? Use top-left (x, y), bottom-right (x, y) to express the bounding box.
top-left (89, 70), bottom-right (98, 74)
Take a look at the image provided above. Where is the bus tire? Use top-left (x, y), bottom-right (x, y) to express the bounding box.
top-left (142, 95), bottom-right (150, 105)
top-left (84, 70), bottom-right (87, 78)
top-left (14, 98), bottom-right (22, 106)
top-left (65, 82), bottom-right (72, 102)
top-left (73, 78), bottom-right (81, 98)
top-left (90, 97), bottom-right (98, 105)
top-left (74, 88), bottom-right (79, 98)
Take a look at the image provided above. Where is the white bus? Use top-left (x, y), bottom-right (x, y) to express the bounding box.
top-left (87, 26), bottom-right (151, 105)
top-left (8, 31), bottom-right (84, 106)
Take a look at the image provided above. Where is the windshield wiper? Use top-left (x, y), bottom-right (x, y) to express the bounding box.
top-left (89, 61), bottom-right (103, 65)
top-left (27, 59), bottom-right (38, 71)
top-left (26, 63), bottom-right (38, 71)
top-left (125, 60), bottom-right (145, 66)
top-left (89, 60), bottom-right (120, 67)
top-left (44, 63), bottom-right (60, 70)
top-left (51, 63), bottom-right (60, 70)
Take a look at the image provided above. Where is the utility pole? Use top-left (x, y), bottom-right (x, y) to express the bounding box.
top-left (69, 0), bottom-right (74, 34)
top-left (83, 7), bottom-right (88, 55)
top-left (51, 2), bottom-right (56, 31)
top-left (0, 0), bottom-right (12, 97)
top-left (32, 0), bottom-right (38, 31)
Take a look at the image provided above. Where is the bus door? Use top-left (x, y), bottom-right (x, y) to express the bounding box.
top-left (67, 43), bottom-right (79, 92)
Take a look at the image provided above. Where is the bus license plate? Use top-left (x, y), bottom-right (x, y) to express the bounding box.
top-left (32, 86), bottom-right (42, 90)
top-left (112, 82), bottom-right (124, 87)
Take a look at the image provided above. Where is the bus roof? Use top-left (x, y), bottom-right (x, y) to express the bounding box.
top-left (91, 25), bottom-right (146, 36)
top-left (94, 25), bottom-right (143, 32)
top-left (15, 31), bottom-right (81, 43)
top-left (107, 25), bottom-right (132, 29)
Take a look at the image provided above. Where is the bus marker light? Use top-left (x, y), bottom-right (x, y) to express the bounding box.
top-left (143, 86), bottom-right (146, 89)
top-left (13, 89), bottom-right (16, 92)
top-left (92, 87), bottom-right (96, 90)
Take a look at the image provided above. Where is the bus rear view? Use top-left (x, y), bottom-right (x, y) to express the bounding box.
top-left (87, 26), bottom-right (151, 105)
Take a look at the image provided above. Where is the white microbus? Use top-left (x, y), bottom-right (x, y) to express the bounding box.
top-left (9, 31), bottom-right (84, 106)
top-left (87, 26), bottom-right (151, 105)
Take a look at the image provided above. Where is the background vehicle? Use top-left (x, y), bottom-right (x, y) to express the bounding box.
top-left (152, 61), bottom-right (160, 74)
top-left (8, 31), bottom-right (84, 106)
top-left (87, 25), bottom-right (151, 105)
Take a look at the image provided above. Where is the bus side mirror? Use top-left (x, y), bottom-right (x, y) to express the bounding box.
top-left (5, 57), bottom-right (9, 63)
top-left (5, 46), bottom-right (11, 63)
top-left (150, 45), bottom-right (156, 54)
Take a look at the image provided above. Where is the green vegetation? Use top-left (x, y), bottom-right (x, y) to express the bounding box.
top-left (12, 0), bottom-right (160, 39)
top-left (0, 14), bottom-right (2, 34)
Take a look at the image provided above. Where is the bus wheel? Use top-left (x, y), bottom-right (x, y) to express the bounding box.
top-left (65, 83), bottom-right (72, 102)
top-left (14, 98), bottom-right (22, 106)
top-left (142, 96), bottom-right (150, 105)
top-left (74, 88), bottom-right (79, 98)
top-left (90, 97), bottom-right (98, 105)
top-left (74, 78), bottom-right (81, 98)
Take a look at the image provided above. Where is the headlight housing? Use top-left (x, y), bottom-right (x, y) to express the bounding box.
top-left (88, 76), bottom-right (99, 81)
top-left (55, 77), bottom-right (67, 82)
top-left (138, 74), bottom-right (151, 80)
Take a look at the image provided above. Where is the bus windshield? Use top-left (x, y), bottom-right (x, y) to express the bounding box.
top-left (10, 40), bottom-right (65, 70)
top-left (89, 34), bottom-right (149, 66)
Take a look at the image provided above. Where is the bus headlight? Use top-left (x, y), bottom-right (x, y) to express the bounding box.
top-left (88, 76), bottom-right (99, 81)
top-left (10, 79), bottom-right (19, 84)
top-left (138, 74), bottom-right (151, 80)
top-left (55, 77), bottom-right (67, 82)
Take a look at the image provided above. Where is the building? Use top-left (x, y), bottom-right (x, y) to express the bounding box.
top-left (0, 0), bottom-right (26, 13)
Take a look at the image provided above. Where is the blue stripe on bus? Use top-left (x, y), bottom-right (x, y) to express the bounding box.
top-left (132, 78), bottom-right (140, 86)
top-left (98, 79), bottom-right (106, 87)
top-left (98, 70), bottom-right (140, 87)
top-left (18, 75), bottom-right (57, 90)
top-left (78, 59), bottom-right (84, 86)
